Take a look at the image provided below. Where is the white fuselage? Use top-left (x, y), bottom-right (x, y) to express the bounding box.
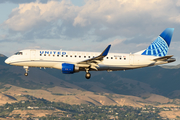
top-left (5, 49), bottom-right (171, 71)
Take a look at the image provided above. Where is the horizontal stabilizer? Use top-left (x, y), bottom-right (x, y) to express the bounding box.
top-left (153, 55), bottom-right (173, 61)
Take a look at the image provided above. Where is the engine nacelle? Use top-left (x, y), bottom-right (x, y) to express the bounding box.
top-left (62, 63), bottom-right (79, 74)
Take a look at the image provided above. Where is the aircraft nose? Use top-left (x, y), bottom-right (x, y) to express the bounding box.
top-left (5, 58), bottom-right (10, 64)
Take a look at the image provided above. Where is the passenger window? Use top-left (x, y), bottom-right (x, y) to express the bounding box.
top-left (120, 58), bottom-right (121, 60)
top-left (57, 55), bottom-right (59, 57)
top-left (61, 55), bottom-right (63, 57)
top-left (115, 57), bottom-right (117, 59)
top-left (53, 54), bottom-right (55, 57)
top-left (107, 57), bottom-right (108, 59)
top-left (84, 56), bottom-right (86, 58)
top-left (79, 56), bottom-right (81, 58)
top-left (49, 54), bottom-right (50, 56)
top-left (111, 57), bottom-right (113, 59)
top-left (89, 56), bottom-right (90, 58)
top-left (70, 55), bottom-right (72, 57)
top-left (44, 54), bottom-right (46, 56)
top-left (124, 58), bottom-right (126, 60)
top-left (40, 54), bottom-right (42, 56)
top-left (66, 55), bottom-right (68, 57)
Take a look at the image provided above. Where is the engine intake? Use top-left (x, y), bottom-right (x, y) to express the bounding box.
top-left (62, 63), bottom-right (79, 74)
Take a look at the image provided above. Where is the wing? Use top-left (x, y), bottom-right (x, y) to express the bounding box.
top-left (76, 45), bottom-right (111, 70)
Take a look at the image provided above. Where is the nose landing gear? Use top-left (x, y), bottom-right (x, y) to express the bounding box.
top-left (23, 66), bottom-right (29, 76)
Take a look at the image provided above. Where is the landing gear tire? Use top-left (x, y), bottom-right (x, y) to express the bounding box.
top-left (85, 73), bottom-right (91, 79)
top-left (23, 66), bottom-right (29, 77)
top-left (24, 73), bottom-right (28, 76)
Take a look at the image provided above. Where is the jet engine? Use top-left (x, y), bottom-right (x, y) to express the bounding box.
top-left (62, 63), bottom-right (79, 74)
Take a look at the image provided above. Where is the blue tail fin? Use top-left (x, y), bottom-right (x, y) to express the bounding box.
top-left (141, 28), bottom-right (174, 57)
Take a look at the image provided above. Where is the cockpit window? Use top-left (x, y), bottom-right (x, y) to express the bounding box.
top-left (15, 52), bottom-right (23, 55)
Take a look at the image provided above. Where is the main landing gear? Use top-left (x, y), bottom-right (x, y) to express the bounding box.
top-left (85, 68), bottom-right (91, 79)
top-left (23, 66), bottom-right (29, 76)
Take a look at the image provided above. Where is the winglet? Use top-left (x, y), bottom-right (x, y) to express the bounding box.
top-left (101, 45), bottom-right (111, 56)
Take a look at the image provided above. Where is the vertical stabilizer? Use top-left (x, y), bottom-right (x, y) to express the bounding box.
top-left (141, 28), bottom-right (174, 57)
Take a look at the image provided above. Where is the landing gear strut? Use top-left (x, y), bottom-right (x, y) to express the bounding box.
top-left (23, 66), bottom-right (29, 76)
top-left (85, 68), bottom-right (91, 79)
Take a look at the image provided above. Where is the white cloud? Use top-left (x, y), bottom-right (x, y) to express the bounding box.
top-left (0, 0), bottom-right (48, 4)
top-left (4, 0), bottom-right (180, 38)
top-left (4, 0), bottom-right (79, 31)
top-left (176, 0), bottom-right (180, 6)
top-left (73, 0), bottom-right (175, 26)
top-left (109, 39), bottom-right (125, 46)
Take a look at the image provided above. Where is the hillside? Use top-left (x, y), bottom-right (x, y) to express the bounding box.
top-left (42, 65), bottom-right (180, 99)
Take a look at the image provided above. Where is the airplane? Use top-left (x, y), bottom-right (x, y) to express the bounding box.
top-left (5, 28), bottom-right (176, 79)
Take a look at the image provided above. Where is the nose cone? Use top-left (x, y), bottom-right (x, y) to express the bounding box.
top-left (5, 58), bottom-right (10, 64)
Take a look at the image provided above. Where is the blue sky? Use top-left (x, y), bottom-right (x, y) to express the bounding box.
top-left (0, 0), bottom-right (180, 65)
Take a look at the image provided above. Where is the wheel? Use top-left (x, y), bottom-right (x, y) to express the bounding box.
top-left (24, 73), bottom-right (28, 76)
top-left (85, 73), bottom-right (91, 79)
